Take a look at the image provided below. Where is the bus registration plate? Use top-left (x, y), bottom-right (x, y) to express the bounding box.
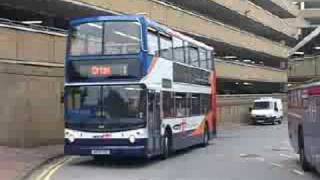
top-left (91, 150), bottom-right (110, 155)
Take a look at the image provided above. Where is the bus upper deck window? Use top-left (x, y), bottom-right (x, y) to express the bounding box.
top-left (147, 31), bottom-right (159, 56)
top-left (104, 22), bottom-right (141, 55)
top-left (70, 22), bottom-right (103, 56)
top-left (199, 48), bottom-right (207, 69)
top-left (173, 37), bottom-right (184, 63)
top-left (159, 34), bottom-right (173, 60)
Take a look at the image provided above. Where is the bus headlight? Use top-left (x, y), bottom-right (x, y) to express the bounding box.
top-left (129, 135), bottom-right (136, 144)
top-left (68, 134), bottom-right (75, 143)
top-left (65, 131), bottom-right (75, 143)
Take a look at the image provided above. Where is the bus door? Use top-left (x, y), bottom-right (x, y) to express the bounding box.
top-left (147, 90), bottom-right (161, 155)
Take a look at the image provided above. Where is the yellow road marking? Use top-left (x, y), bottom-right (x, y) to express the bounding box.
top-left (35, 157), bottom-right (73, 180)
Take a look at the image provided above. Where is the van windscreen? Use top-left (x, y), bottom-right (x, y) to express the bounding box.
top-left (253, 101), bottom-right (270, 110)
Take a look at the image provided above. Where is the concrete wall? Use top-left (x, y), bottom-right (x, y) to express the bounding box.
top-left (216, 59), bottom-right (288, 83)
top-left (217, 94), bottom-right (287, 125)
top-left (289, 56), bottom-right (320, 80)
top-left (0, 26), bottom-right (65, 147)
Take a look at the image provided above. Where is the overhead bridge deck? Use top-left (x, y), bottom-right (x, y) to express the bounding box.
top-left (0, 0), bottom-right (290, 62)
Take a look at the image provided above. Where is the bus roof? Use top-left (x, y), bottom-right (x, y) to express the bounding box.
top-left (289, 81), bottom-right (320, 90)
top-left (70, 15), bottom-right (214, 51)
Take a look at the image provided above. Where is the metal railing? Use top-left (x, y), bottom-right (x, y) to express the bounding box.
top-left (0, 18), bottom-right (67, 35)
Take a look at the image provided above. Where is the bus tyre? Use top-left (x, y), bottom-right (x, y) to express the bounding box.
top-left (201, 124), bottom-right (209, 147)
top-left (161, 132), bottom-right (171, 160)
top-left (299, 129), bottom-right (311, 171)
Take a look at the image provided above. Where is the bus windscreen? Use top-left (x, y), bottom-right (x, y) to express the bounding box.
top-left (65, 85), bottom-right (146, 132)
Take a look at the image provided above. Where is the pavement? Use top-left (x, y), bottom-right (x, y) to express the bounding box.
top-left (28, 122), bottom-right (320, 180)
top-left (0, 145), bottom-right (63, 180)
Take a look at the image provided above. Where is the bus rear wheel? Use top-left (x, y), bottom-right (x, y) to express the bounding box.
top-left (299, 129), bottom-right (311, 171)
top-left (201, 124), bottom-right (209, 147)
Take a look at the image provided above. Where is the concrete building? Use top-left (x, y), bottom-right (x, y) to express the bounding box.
top-left (0, 0), bottom-right (295, 147)
top-left (288, 1), bottom-right (320, 83)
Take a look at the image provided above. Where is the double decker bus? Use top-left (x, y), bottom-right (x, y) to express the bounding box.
top-left (288, 82), bottom-right (320, 172)
top-left (64, 16), bottom-right (217, 159)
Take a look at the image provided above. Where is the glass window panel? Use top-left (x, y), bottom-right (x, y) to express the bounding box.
top-left (188, 45), bottom-right (199, 67)
top-left (148, 31), bottom-right (159, 56)
top-left (70, 22), bottom-right (103, 56)
top-left (175, 93), bottom-right (189, 117)
top-left (173, 37), bottom-right (184, 62)
top-left (104, 22), bottom-right (141, 55)
top-left (191, 94), bottom-right (201, 115)
top-left (163, 91), bottom-right (174, 118)
top-left (199, 48), bottom-right (207, 69)
top-left (160, 35), bottom-right (173, 60)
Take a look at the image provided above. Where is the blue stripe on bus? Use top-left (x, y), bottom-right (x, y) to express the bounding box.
top-left (70, 16), bottom-right (144, 26)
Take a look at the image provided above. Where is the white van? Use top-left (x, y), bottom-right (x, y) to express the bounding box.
top-left (250, 97), bottom-right (283, 125)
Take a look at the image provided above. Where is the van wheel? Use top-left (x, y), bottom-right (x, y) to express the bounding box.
top-left (299, 128), bottom-right (311, 171)
top-left (278, 118), bottom-right (283, 124)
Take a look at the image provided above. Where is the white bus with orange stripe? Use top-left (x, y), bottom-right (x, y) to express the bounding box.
top-left (64, 15), bottom-right (216, 159)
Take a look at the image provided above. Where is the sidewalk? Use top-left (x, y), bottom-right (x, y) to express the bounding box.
top-left (0, 145), bottom-right (64, 180)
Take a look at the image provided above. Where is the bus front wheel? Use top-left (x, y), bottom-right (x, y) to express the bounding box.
top-left (161, 132), bottom-right (171, 160)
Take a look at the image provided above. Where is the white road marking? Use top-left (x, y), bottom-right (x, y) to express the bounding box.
top-left (280, 153), bottom-right (293, 159)
top-left (255, 157), bottom-right (265, 162)
top-left (291, 169), bottom-right (304, 176)
top-left (239, 153), bottom-right (248, 157)
top-left (288, 112), bottom-right (302, 119)
top-left (270, 162), bottom-right (283, 168)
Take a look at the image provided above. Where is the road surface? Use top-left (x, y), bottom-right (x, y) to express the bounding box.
top-left (30, 122), bottom-right (319, 180)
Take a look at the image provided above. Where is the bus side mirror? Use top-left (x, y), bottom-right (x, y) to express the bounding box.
top-left (249, 107), bottom-right (252, 112)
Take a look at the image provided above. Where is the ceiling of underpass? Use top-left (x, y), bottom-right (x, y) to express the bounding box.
top-left (161, 0), bottom-right (297, 47)
top-left (0, 0), bottom-right (287, 68)
top-left (0, 0), bottom-right (113, 29)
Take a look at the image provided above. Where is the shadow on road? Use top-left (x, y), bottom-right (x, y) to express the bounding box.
top-left (68, 143), bottom-right (214, 169)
